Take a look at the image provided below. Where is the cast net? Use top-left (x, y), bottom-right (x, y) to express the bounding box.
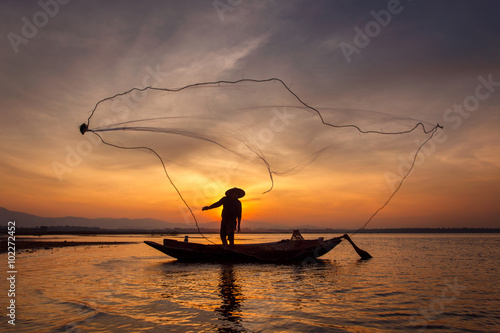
top-left (80, 78), bottom-right (441, 236)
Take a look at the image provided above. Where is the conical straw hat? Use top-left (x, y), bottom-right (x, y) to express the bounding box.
top-left (225, 187), bottom-right (245, 198)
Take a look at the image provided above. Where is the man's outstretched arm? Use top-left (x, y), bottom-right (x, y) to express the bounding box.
top-left (202, 198), bottom-right (224, 211)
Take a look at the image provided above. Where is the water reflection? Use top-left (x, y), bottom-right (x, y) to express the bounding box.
top-left (215, 264), bottom-right (244, 332)
top-left (13, 235), bottom-right (498, 332)
top-left (155, 259), bottom-right (342, 332)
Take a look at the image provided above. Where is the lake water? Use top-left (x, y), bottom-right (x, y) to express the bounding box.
top-left (1, 233), bottom-right (499, 332)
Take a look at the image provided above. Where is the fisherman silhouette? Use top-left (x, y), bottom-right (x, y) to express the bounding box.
top-left (202, 188), bottom-right (244, 246)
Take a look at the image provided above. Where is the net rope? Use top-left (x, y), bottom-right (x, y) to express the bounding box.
top-left (81, 78), bottom-right (442, 241)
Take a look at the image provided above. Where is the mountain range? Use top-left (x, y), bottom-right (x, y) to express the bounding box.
top-left (0, 207), bottom-right (292, 230)
top-left (2, 208), bottom-right (498, 233)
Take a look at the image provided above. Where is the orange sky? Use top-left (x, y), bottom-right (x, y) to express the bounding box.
top-left (1, 1), bottom-right (499, 229)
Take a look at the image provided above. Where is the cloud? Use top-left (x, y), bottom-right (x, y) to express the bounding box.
top-left (0, 1), bottom-right (498, 227)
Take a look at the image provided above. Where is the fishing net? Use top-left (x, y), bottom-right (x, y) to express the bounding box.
top-left (80, 78), bottom-right (441, 234)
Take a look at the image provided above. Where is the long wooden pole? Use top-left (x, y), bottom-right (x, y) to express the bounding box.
top-left (343, 234), bottom-right (372, 260)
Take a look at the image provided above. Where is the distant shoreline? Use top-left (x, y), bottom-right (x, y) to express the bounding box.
top-left (2, 229), bottom-right (498, 253)
top-left (2, 207), bottom-right (498, 233)
top-left (0, 239), bottom-right (138, 253)
top-left (1, 227), bottom-right (499, 235)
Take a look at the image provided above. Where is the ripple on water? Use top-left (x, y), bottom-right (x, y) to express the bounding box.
top-left (5, 234), bottom-right (500, 332)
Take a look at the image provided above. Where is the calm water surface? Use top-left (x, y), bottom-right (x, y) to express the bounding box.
top-left (1, 233), bottom-right (499, 332)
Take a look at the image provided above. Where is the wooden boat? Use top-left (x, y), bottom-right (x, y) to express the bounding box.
top-left (144, 235), bottom-right (343, 263)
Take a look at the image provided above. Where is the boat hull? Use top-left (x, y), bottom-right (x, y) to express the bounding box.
top-left (144, 237), bottom-right (342, 263)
